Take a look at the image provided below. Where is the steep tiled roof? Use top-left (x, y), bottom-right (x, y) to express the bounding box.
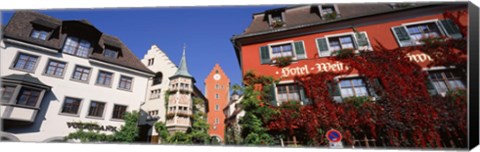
top-left (170, 47), bottom-right (194, 79)
top-left (3, 11), bottom-right (153, 74)
top-left (234, 3), bottom-right (435, 39)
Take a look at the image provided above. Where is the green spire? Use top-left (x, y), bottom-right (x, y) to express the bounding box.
top-left (171, 44), bottom-right (193, 79)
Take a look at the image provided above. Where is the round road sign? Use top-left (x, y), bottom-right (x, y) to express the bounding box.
top-left (326, 129), bottom-right (342, 142)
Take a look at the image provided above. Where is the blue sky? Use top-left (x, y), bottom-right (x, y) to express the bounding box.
top-left (1, 5), bottom-right (282, 93)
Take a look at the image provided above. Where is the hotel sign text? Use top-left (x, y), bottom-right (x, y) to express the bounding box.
top-left (275, 53), bottom-right (433, 77)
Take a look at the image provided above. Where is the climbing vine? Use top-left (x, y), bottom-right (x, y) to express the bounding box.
top-left (238, 10), bottom-right (468, 148)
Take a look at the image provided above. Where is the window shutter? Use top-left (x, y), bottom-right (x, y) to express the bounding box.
top-left (438, 19), bottom-right (462, 39)
top-left (316, 38), bottom-right (330, 57)
top-left (294, 41), bottom-right (306, 59)
top-left (391, 26), bottom-right (414, 47)
top-left (329, 81), bottom-right (343, 103)
top-left (366, 78), bottom-right (382, 100)
top-left (259, 46), bottom-right (270, 64)
top-left (299, 86), bottom-right (310, 105)
top-left (269, 83), bottom-right (278, 106)
top-left (355, 32), bottom-right (370, 49)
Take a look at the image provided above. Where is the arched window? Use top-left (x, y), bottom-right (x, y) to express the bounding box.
top-left (153, 72), bottom-right (163, 85)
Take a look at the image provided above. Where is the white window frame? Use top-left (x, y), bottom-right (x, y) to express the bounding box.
top-left (316, 31), bottom-right (372, 58)
top-left (111, 104), bottom-right (128, 120)
top-left (267, 40), bottom-right (304, 61)
top-left (86, 100), bottom-right (107, 119)
top-left (426, 68), bottom-right (465, 96)
top-left (273, 80), bottom-right (303, 106)
top-left (392, 19), bottom-right (449, 47)
top-left (43, 59), bottom-right (68, 78)
top-left (337, 77), bottom-right (370, 99)
top-left (58, 96), bottom-right (84, 117)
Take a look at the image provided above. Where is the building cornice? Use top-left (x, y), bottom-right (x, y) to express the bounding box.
top-left (89, 59), bottom-right (155, 78)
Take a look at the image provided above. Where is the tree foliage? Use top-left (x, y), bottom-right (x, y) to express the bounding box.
top-left (65, 111), bottom-right (140, 143)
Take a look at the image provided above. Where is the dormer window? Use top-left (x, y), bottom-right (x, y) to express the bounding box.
top-left (269, 12), bottom-right (285, 28)
top-left (321, 6), bottom-right (335, 15)
top-left (30, 29), bottom-right (49, 40)
top-left (104, 48), bottom-right (119, 59)
top-left (63, 36), bottom-right (91, 57)
top-left (319, 5), bottom-right (340, 20)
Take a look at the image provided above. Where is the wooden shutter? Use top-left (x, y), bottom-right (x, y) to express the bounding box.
top-left (355, 32), bottom-right (370, 49)
top-left (268, 83), bottom-right (278, 106)
top-left (259, 46), bottom-right (270, 64)
top-left (329, 81), bottom-right (343, 103)
top-left (438, 19), bottom-right (462, 39)
top-left (299, 86), bottom-right (310, 105)
top-left (316, 38), bottom-right (330, 57)
top-left (391, 26), bottom-right (414, 47)
top-left (294, 41), bottom-right (306, 59)
top-left (366, 78), bottom-right (382, 100)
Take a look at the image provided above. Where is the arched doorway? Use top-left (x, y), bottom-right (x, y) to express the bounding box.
top-left (210, 135), bottom-right (222, 144)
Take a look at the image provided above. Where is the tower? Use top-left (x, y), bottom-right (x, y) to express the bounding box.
top-left (166, 45), bottom-right (195, 133)
top-left (204, 64), bottom-right (230, 143)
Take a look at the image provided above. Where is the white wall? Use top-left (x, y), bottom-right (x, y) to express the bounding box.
top-left (0, 40), bottom-right (150, 142)
top-left (138, 45), bottom-right (179, 136)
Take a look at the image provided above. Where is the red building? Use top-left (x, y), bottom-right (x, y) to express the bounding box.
top-left (204, 64), bottom-right (230, 143)
top-left (231, 3), bottom-right (467, 105)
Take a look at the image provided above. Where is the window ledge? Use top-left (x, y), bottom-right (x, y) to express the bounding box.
top-left (42, 73), bottom-right (65, 80)
top-left (109, 118), bottom-right (125, 122)
top-left (58, 112), bottom-right (81, 117)
top-left (117, 87), bottom-right (133, 92)
top-left (94, 83), bottom-right (113, 88)
top-left (9, 67), bottom-right (36, 74)
top-left (86, 115), bottom-right (105, 120)
top-left (70, 78), bottom-right (90, 84)
top-left (1, 103), bottom-right (40, 110)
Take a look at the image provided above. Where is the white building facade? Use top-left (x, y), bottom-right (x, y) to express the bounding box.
top-left (0, 11), bottom-right (153, 142)
top-left (138, 45), bottom-right (208, 143)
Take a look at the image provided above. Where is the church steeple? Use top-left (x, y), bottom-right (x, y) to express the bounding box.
top-left (170, 44), bottom-right (194, 80)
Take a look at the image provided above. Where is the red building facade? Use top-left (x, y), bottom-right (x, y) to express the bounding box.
top-left (204, 64), bottom-right (230, 143)
top-left (232, 3), bottom-right (467, 105)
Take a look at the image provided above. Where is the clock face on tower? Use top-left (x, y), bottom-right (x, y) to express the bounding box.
top-left (213, 74), bottom-right (221, 80)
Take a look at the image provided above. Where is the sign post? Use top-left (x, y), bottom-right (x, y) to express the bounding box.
top-left (326, 129), bottom-right (343, 148)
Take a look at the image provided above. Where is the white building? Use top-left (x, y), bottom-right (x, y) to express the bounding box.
top-left (0, 11), bottom-right (154, 142)
top-left (138, 45), bottom-right (207, 143)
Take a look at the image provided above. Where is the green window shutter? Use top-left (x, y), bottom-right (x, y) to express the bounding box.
top-left (294, 41), bottom-right (306, 59)
top-left (259, 46), bottom-right (270, 64)
top-left (355, 32), bottom-right (370, 49)
top-left (316, 38), bottom-right (329, 57)
top-left (438, 19), bottom-right (462, 39)
top-left (391, 26), bottom-right (414, 47)
top-left (269, 83), bottom-right (278, 106)
top-left (329, 81), bottom-right (342, 103)
top-left (299, 86), bottom-right (310, 105)
top-left (366, 78), bottom-right (382, 99)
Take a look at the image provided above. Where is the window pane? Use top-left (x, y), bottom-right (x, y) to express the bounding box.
top-left (351, 79), bottom-right (364, 87)
top-left (16, 88), bottom-right (40, 107)
top-left (354, 87), bottom-right (368, 97)
top-left (2, 86), bottom-right (16, 103)
top-left (61, 97), bottom-right (81, 114)
top-left (432, 81), bottom-right (448, 94)
top-left (112, 105), bottom-right (127, 119)
top-left (341, 88), bottom-right (354, 97)
top-left (88, 101), bottom-right (105, 117)
top-left (340, 36), bottom-right (354, 49)
top-left (448, 80), bottom-right (465, 90)
top-left (340, 80), bottom-right (352, 87)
